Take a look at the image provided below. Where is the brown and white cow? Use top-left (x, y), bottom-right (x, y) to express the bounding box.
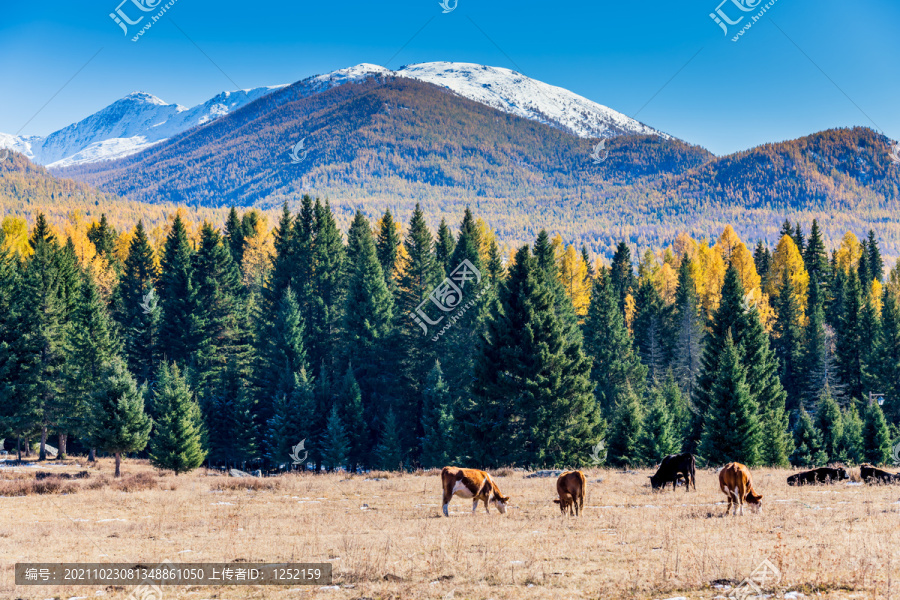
top-left (552, 470), bottom-right (586, 516)
top-left (718, 462), bottom-right (763, 516)
top-left (441, 466), bottom-right (510, 517)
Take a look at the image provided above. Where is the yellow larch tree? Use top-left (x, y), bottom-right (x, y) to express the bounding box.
top-left (697, 242), bottom-right (726, 318)
top-left (766, 234), bottom-right (810, 323)
top-left (241, 215), bottom-right (274, 293)
top-left (558, 244), bottom-right (590, 318)
top-left (714, 225), bottom-right (743, 263)
top-left (869, 279), bottom-right (884, 316)
top-left (835, 231), bottom-right (862, 274)
top-left (1, 216), bottom-right (32, 256)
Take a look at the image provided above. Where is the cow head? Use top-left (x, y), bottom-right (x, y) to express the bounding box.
top-left (746, 492), bottom-right (763, 513)
top-left (648, 475), bottom-right (663, 490)
top-left (836, 468), bottom-right (850, 480)
top-left (492, 494), bottom-right (510, 514)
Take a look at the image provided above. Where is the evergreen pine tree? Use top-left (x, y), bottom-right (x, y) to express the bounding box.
top-left (862, 400), bottom-right (891, 465)
top-left (148, 362), bottom-right (206, 474)
top-left (321, 404), bottom-right (349, 472)
top-left (467, 245), bottom-right (602, 467)
top-left (308, 199), bottom-right (346, 371)
top-left (814, 385), bottom-right (843, 460)
top-left (699, 332), bottom-right (761, 466)
top-left (835, 270), bottom-right (865, 399)
top-left (866, 230), bottom-right (884, 282)
top-left (836, 403), bottom-right (864, 464)
top-left (374, 408), bottom-right (403, 471)
top-left (89, 360), bottom-right (153, 477)
top-left (204, 368), bottom-right (258, 468)
top-left (792, 222), bottom-right (806, 256)
top-left (376, 209), bottom-right (402, 292)
top-left (435, 218), bottom-right (455, 276)
top-left (606, 384), bottom-right (644, 468)
top-left (86, 214), bottom-right (119, 263)
top-left (753, 241), bottom-right (770, 280)
top-left (157, 214), bottom-right (201, 366)
top-left (114, 221), bottom-right (159, 383)
top-left (62, 274), bottom-right (120, 458)
top-left (874, 290), bottom-right (900, 423)
top-left (224, 207), bottom-right (245, 266)
top-left (420, 361), bottom-right (453, 468)
top-left (803, 220), bottom-right (830, 290)
top-left (336, 366), bottom-right (368, 471)
top-left (637, 385), bottom-right (679, 465)
top-left (266, 368), bottom-right (315, 467)
top-left (633, 278), bottom-right (667, 382)
top-left (583, 272), bottom-right (647, 414)
top-left (609, 241), bottom-right (636, 311)
top-left (671, 257), bottom-right (704, 401)
top-left (774, 269), bottom-right (804, 410)
top-left (789, 408), bottom-right (828, 467)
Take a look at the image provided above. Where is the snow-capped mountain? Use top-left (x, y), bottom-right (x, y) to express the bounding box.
top-left (1, 86), bottom-right (285, 168)
top-left (1, 62), bottom-right (665, 168)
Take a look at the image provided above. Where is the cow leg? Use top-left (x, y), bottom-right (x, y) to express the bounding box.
top-left (442, 488), bottom-right (451, 517)
top-left (484, 498), bottom-right (490, 514)
top-left (472, 499), bottom-right (479, 514)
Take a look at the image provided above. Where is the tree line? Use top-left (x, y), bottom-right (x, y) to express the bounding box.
top-left (0, 198), bottom-right (898, 474)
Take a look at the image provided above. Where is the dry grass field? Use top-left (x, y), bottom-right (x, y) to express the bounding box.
top-left (3, 458), bottom-right (900, 600)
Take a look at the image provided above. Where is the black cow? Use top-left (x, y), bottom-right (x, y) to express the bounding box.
top-left (786, 467), bottom-right (849, 486)
top-left (860, 464), bottom-right (900, 484)
top-left (649, 453), bottom-right (696, 492)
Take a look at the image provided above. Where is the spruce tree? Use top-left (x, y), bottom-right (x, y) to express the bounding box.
top-left (835, 270), bottom-right (865, 399)
top-left (814, 385), bottom-right (843, 460)
top-left (0, 230), bottom-right (32, 458)
top-left (204, 370), bottom-right (258, 468)
top-left (86, 214), bottom-right (119, 263)
top-left (637, 385), bottom-right (679, 465)
top-left (789, 409), bottom-right (828, 467)
top-left (321, 404), bottom-right (349, 472)
top-left (583, 272), bottom-right (647, 414)
top-left (692, 265), bottom-right (746, 450)
top-left (862, 401), bottom-right (891, 465)
top-left (671, 257), bottom-right (704, 400)
top-left (114, 221), bottom-right (159, 383)
top-left (661, 369), bottom-right (689, 445)
top-left (420, 361), bottom-right (453, 468)
top-left (62, 274), bottom-right (120, 458)
top-left (606, 384), bottom-right (644, 468)
top-left (224, 207), bottom-right (245, 266)
top-left (609, 241), bottom-right (636, 311)
top-left (836, 403), bottom-right (864, 464)
top-left (336, 366), bottom-right (368, 472)
top-left (148, 363), bottom-right (206, 475)
top-left (633, 278), bottom-right (668, 382)
top-left (266, 368), bottom-right (315, 467)
top-left (774, 269), bottom-right (804, 410)
top-left (308, 199), bottom-right (346, 371)
top-left (874, 290), bottom-right (900, 423)
top-left (374, 408), bottom-right (403, 471)
top-left (865, 230), bottom-right (883, 282)
top-left (435, 218), bottom-right (455, 276)
top-left (753, 241), bottom-right (770, 280)
top-left (344, 210), bottom-right (395, 355)
top-left (90, 360), bottom-right (153, 477)
top-left (376, 209), bottom-right (402, 292)
top-left (803, 220), bottom-right (829, 289)
top-left (467, 245), bottom-right (602, 467)
top-left (698, 332), bottom-right (761, 466)
top-left (157, 214), bottom-right (200, 366)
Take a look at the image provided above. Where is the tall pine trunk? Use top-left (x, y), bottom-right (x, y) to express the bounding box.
top-left (88, 448), bottom-right (96, 462)
top-left (58, 433), bottom-right (67, 459)
top-left (39, 426), bottom-right (47, 461)
top-left (16, 437), bottom-right (22, 461)
top-left (114, 452), bottom-right (122, 477)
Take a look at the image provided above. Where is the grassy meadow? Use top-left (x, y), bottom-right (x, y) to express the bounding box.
top-left (3, 459), bottom-right (900, 599)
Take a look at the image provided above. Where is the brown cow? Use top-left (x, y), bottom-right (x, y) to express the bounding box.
top-left (441, 467), bottom-right (510, 517)
top-left (552, 470), bottom-right (586, 516)
top-left (718, 462), bottom-right (763, 516)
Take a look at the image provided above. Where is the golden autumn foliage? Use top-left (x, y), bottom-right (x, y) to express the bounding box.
top-left (835, 231), bottom-right (862, 274)
top-left (869, 279), bottom-right (883, 316)
top-left (558, 244), bottom-right (590, 318)
top-left (242, 214), bottom-right (274, 293)
top-left (766, 234), bottom-right (810, 323)
top-left (1, 216), bottom-right (31, 256)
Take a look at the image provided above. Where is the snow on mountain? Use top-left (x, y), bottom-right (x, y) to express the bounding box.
top-left (2, 86), bottom-right (285, 168)
top-left (1, 62), bottom-right (664, 168)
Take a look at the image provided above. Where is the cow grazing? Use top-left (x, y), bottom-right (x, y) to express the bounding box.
top-left (787, 467), bottom-right (850, 486)
top-left (718, 462), bottom-right (763, 516)
top-left (860, 464), bottom-right (900, 484)
top-left (552, 470), bottom-right (586, 516)
top-left (441, 467), bottom-right (510, 517)
top-left (649, 453), bottom-right (696, 492)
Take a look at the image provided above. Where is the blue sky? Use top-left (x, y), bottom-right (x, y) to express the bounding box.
top-left (0, 0), bottom-right (897, 155)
